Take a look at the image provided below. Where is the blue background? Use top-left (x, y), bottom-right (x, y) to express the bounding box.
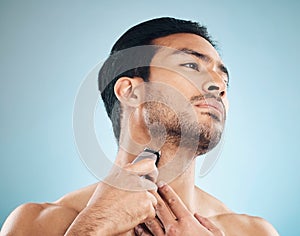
top-left (0, 1), bottom-right (299, 235)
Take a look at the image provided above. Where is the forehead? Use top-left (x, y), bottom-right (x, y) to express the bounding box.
top-left (152, 33), bottom-right (222, 62)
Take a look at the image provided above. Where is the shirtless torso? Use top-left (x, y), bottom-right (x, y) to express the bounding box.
top-left (1, 183), bottom-right (278, 236)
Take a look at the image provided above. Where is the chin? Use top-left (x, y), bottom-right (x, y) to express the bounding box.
top-left (191, 122), bottom-right (224, 156)
top-left (166, 122), bottom-right (223, 158)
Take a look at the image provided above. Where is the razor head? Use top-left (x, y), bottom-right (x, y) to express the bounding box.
top-left (132, 148), bottom-right (161, 166)
top-left (143, 148), bottom-right (161, 166)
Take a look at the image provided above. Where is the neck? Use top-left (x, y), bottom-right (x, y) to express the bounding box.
top-left (168, 159), bottom-right (196, 212)
top-left (157, 145), bottom-right (197, 212)
top-left (114, 144), bottom-right (198, 213)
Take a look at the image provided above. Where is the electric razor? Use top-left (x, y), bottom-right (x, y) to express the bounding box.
top-left (132, 148), bottom-right (161, 166)
top-left (132, 148), bottom-right (161, 181)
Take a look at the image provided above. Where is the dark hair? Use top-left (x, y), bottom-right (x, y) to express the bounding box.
top-left (98, 17), bottom-right (215, 141)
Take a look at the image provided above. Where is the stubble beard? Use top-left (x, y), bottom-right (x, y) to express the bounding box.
top-left (143, 100), bottom-right (224, 157)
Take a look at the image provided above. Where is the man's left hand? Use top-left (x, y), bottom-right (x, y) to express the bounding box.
top-left (135, 182), bottom-right (224, 236)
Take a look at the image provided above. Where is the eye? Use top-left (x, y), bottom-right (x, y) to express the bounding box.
top-left (180, 62), bottom-right (199, 71)
top-left (224, 79), bottom-right (229, 87)
top-left (223, 78), bottom-right (230, 87)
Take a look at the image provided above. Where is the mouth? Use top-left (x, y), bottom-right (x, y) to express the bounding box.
top-left (193, 99), bottom-right (225, 120)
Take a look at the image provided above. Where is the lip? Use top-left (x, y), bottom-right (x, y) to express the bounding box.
top-left (193, 99), bottom-right (224, 116)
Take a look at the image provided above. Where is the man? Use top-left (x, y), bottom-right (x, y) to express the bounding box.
top-left (1, 17), bottom-right (279, 235)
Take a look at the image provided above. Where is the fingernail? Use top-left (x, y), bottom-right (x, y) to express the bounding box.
top-left (157, 181), bottom-right (166, 188)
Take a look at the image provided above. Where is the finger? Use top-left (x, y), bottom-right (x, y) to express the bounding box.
top-left (142, 179), bottom-right (158, 191)
top-left (147, 191), bottom-right (158, 208)
top-left (145, 218), bottom-right (165, 236)
top-left (126, 159), bottom-right (158, 180)
top-left (143, 168), bottom-right (159, 183)
top-left (157, 182), bottom-right (190, 220)
top-left (132, 150), bottom-right (158, 164)
top-left (194, 214), bottom-right (224, 235)
top-left (149, 189), bottom-right (175, 225)
top-left (134, 224), bottom-right (152, 236)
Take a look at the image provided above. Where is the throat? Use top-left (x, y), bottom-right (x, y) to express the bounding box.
top-left (170, 169), bottom-right (196, 212)
top-left (158, 150), bottom-right (197, 213)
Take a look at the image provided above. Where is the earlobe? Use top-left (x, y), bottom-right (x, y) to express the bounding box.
top-left (114, 77), bottom-right (144, 107)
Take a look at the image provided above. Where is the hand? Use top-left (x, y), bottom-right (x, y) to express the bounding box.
top-left (134, 182), bottom-right (224, 236)
top-left (65, 158), bottom-right (158, 235)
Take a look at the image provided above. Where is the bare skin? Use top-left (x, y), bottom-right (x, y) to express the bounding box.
top-left (0, 171), bottom-right (278, 235)
top-left (1, 33), bottom-right (279, 235)
top-left (0, 156), bottom-right (278, 236)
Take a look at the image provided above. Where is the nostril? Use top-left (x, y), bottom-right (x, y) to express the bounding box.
top-left (208, 85), bottom-right (219, 91)
top-left (219, 91), bottom-right (225, 97)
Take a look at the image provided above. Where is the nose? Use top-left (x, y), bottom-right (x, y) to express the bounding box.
top-left (202, 72), bottom-right (226, 98)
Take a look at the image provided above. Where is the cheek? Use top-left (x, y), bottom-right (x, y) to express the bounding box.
top-left (149, 68), bottom-right (201, 100)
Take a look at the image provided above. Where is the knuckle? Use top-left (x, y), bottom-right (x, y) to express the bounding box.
top-left (146, 191), bottom-right (157, 205)
top-left (155, 201), bottom-right (164, 210)
top-left (146, 219), bottom-right (154, 225)
top-left (152, 200), bottom-right (158, 208)
top-left (166, 224), bottom-right (177, 234)
top-left (160, 184), bottom-right (169, 193)
top-left (141, 199), bottom-right (155, 218)
top-left (148, 207), bottom-right (156, 219)
top-left (168, 197), bottom-right (176, 205)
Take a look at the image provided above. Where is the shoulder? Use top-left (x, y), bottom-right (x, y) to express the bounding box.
top-left (1, 202), bottom-right (79, 236)
top-left (194, 186), bottom-right (232, 216)
top-left (194, 187), bottom-right (278, 235)
top-left (1, 184), bottom-right (98, 236)
top-left (210, 213), bottom-right (279, 236)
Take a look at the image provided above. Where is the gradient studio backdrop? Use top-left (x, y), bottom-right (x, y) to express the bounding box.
top-left (0, 1), bottom-right (299, 235)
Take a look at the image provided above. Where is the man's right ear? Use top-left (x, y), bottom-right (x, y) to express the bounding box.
top-left (114, 77), bottom-right (145, 108)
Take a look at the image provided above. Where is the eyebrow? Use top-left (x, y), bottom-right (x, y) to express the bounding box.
top-left (172, 48), bottom-right (230, 84)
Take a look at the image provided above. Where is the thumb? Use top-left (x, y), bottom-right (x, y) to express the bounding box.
top-left (126, 159), bottom-right (158, 182)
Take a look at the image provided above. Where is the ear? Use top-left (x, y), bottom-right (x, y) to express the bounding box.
top-left (114, 77), bottom-right (145, 107)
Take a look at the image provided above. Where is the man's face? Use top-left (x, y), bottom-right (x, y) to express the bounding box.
top-left (143, 33), bottom-right (229, 156)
